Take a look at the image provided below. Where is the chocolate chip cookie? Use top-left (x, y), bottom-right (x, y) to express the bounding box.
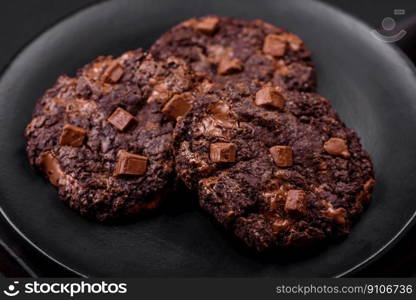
top-left (25, 49), bottom-right (203, 221)
top-left (173, 81), bottom-right (375, 251)
top-left (151, 15), bottom-right (316, 91)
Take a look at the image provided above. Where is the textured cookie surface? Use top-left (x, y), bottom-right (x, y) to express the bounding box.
top-left (151, 16), bottom-right (316, 92)
top-left (25, 49), bottom-right (202, 221)
top-left (173, 82), bottom-right (374, 251)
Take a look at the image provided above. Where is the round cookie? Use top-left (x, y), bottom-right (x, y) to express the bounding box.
top-left (25, 49), bottom-right (203, 221)
top-left (151, 15), bottom-right (316, 91)
top-left (173, 81), bottom-right (374, 251)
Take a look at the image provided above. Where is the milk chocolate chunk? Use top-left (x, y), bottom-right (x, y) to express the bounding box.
top-left (271, 218), bottom-right (290, 235)
top-left (255, 86), bottom-right (285, 110)
top-left (107, 107), bottom-right (136, 131)
top-left (282, 33), bottom-right (303, 51)
top-left (38, 152), bottom-right (64, 186)
top-left (217, 57), bottom-right (243, 75)
top-left (263, 34), bottom-right (287, 57)
top-left (162, 94), bottom-right (192, 120)
top-left (324, 137), bottom-right (350, 158)
top-left (269, 145), bottom-right (293, 167)
top-left (102, 62), bottom-right (124, 83)
top-left (59, 124), bottom-right (87, 147)
top-left (356, 178), bottom-right (376, 206)
top-left (225, 210), bottom-right (236, 222)
top-left (194, 16), bottom-right (219, 34)
top-left (284, 190), bottom-right (306, 217)
top-left (326, 207), bottom-right (347, 225)
top-left (210, 142), bottom-right (236, 163)
top-left (114, 150), bottom-right (148, 176)
top-left (226, 210), bottom-right (235, 218)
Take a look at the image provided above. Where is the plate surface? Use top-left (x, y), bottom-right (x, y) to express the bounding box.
top-left (1, 0), bottom-right (416, 277)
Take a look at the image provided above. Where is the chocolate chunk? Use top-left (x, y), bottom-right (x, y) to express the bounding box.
top-left (322, 201), bottom-right (347, 225)
top-left (107, 107), bottom-right (136, 131)
top-left (102, 62), bottom-right (124, 83)
top-left (194, 16), bottom-right (219, 34)
top-left (356, 191), bottom-right (371, 207)
top-left (266, 189), bottom-right (286, 211)
top-left (327, 207), bottom-right (347, 225)
top-left (114, 150), bottom-right (148, 176)
top-left (263, 34), bottom-right (287, 57)
top-left (76, 76), bottom-right (93, 98)
top-left (356, 178), bottom-right (376, 207)
top-left (281, 33), bottom-right (303, 51)
top-left (59, 124), bottom-right (87, 147)
top-left (284, 190), bottom-right (306, 217)
top-left (217, 57), bottom-right (243, 75)
top-left (364, 178), bottom-right (375, 192)
top-left (255, 86), bottom-right (285, 110)
top-left (199, 79), bottom-right (214, 93)
top-left (269, 145), bottom-right (293, 167)
top-left (210, 142), bottom-right (236, 163)
top-left (162, 94), bottom-right (192, 120)
top-left (38, 152), bottom-right (64, 186)
top-left (324, 137), bottom-right (350, 158)
top-left (270, 198), bottom-right (279, 211)
top-left (225, 210), bottom-right (236, 223)
top-left (65, 100), bottom-right (96, 115)
top-left (271, 218), bottom-right (290, 235)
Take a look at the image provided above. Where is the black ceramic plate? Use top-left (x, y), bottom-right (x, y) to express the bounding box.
top-left (1, 0), bottom-right (416, 277)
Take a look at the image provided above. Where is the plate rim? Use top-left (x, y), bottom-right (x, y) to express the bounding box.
top-left (0, 0), bottom-right (106, 278)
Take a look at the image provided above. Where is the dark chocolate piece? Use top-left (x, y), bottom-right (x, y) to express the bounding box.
top-left (255, 86), bottom-right (285, 110)
top-left (263, 34), bottom-right (287, 57)
top-left (324, 137), bottom-right (350, 158)
top-left (217, 57), bottom-right (243, 75)
top-left (194, 16), bottom-right (220, 34)
top-left (38, 152), bottom-right (64, 186)
top-left (161, 94), bottom-right (193, 120)
top-left (102, 61), bottom-right (124, 83)
top-left (284, 190), bottom-right (306, 217)
top-left (269, 145), bottom-right (293, 167)
top-left (210, 142), bottom-right (237, 163)
top-left (107, 107), bottom-right (136, 131)
top-left (114, 150), bottom-right (148, 176)
top-left (59, 124), bottom-right (87, 147)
